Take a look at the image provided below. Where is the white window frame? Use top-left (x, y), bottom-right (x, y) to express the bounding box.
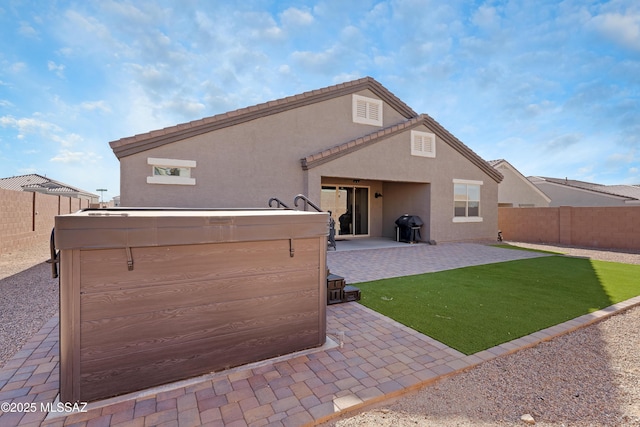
top-left (147, 157), bottom-right (196, 185)
top-left (453, 179), bottom-right (483, 223)
top-left (411, 130), bottom-right (436, 158)
top-left (352, 94), bottom-right (383, 126)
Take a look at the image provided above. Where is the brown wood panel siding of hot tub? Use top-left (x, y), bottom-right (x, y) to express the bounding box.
top-left (57, 210), bottom-right (327, 403)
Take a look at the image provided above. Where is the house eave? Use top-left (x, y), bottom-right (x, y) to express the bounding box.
top-left (301, 114), bottom-right (503, 184)
top-left (110, 77), bottom-right (418, 160)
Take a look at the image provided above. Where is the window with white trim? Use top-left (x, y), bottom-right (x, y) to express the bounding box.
top-left (411, 130), bottom-right (436, 157)
top-left (453, 179), bottom-right (482, 222)
top-left (147, 157), bottom-right (196, 185)
top-left (352, 94), bottom-right (383, 126)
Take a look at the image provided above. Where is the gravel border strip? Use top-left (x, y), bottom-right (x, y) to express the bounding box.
top-left (0, 242), bottom-right (59, 368)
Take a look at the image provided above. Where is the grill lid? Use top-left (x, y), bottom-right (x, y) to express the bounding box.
top-left (395, 214), bottom-right (424, 227)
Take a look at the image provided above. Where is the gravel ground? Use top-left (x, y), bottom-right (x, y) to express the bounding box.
top-left (324, 242), bottom-right (640, 427)
top-left (0, 242), bottom-right (59, 368)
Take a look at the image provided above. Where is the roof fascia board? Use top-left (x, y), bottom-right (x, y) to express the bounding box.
top-left (110, 77), bottom-right (418, 159)
top-left (301, 118), bottom-right (420, 170)
top-left (419, 114), bottom-right (503, 183)
top-left (302, 114), bottom-right (503, 184)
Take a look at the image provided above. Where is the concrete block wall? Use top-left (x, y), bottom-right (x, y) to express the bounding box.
top-left (0, 188), bottom-right (89, 255)
top-left (0, 189), bottom-right (35, 255)
top-left (499, 206), bottom-right (640, 251)
top-left (498, 206), bottom-right (560, 244)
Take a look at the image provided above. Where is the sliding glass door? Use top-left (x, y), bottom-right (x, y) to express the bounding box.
top-left (321, 186), bottom-right (369, 237)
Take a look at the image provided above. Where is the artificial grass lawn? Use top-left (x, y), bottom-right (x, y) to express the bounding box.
top-left (357, 256), bottom-right (640, 355)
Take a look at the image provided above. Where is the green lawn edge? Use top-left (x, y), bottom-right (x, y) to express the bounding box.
top-left (356, 256), bottom-right (640, 355)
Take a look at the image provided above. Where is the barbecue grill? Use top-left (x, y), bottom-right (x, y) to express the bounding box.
top-left (395, 214), bottom-right (423, 243)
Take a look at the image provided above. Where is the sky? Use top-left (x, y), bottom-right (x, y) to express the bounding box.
top-left (1, 0), bottom-right (639, 202)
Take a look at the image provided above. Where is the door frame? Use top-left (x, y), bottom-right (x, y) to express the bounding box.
top-left (320, 185), bottom-right (370, 238)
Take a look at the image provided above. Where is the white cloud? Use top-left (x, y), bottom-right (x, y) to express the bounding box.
top-left (0, 115), bottom-right (62, 136)
top-left (52, 132), bottom-right (83, 148)
top-left (332, 72), bottom-right (361, 84)
top-left (241, 11), bottom-right (285, 41)
top-left (524, 100), bottom-right (558, 117)
top-left (10, 62), bottom-right (27, 73)
top-left (100, 0), bottom-right (151, 25)
top-left (162, 98), bottom-right (205, 119)
top-left (472, 5), bottom-right (500, 29)
top-left (278, 64), bottom-right (291, 74)
top-left (577, 165), bottom-right (594, 175)
top-left (291, 49), bottom-right (340, 74)
top-left (590, 12), bottom-right (640, 52)
top-left (64, 10), bottom-right (112, 41)
top-left (50, 149), bottom-right (101, 164)
top-left (280, 7), bottom-right (314, 27)
top-left (607, 150), bottom-right (636, 164)
top-left (57, 47), bottom-right (73, 57)
top-left (47, 60), bottom-right (65, 78)
top-left (80, 100), bottom-right (111, 113)
top-left (18, 21), bottom-right (38, 38)
top-left (61, 9), bottom-right (128, 58)
top-left (544, 133), bottom-right (582, 153)
top-left (130, 63), bottom-right (176, 93)
top-left (365, 2), bottom-right (390, 24)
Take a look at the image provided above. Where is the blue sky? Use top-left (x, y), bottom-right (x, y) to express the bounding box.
top-left (1, 0), bottom-right (639, 201)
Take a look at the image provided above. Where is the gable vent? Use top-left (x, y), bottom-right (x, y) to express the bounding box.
top-left (353, 94), bottom-right (383, 126)
top-left (411, 130), bottom-right (436, 158)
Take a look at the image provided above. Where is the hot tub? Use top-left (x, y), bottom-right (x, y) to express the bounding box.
top-left (54, 208), bottom-right (328, 402)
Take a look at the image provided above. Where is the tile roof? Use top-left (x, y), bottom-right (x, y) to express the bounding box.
top-left (301, 114), bottom-right (504, 183)
top-left (530, 176), bottom-right (640, 201)
top-left (0, 174), bottom-right (97, 197)
top-left (109, 76), bottom-right (418, 159)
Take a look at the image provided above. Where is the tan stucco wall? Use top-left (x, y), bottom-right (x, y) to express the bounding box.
top-left (382, 182), bottom-right (430, 239)
top-left (118, 91), bottom-right (498, 243)
top-left (495, 163), bottom-right (550, 207)
top-left (306, 123), bottom-right (499, 243)
top-left (533, 182), bottom-right (628, 207)
top-left (119, 89), bottom-right (406, 208)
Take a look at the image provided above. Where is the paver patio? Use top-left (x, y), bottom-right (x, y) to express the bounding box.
top-left (1, 241), bottom-right (638, 426)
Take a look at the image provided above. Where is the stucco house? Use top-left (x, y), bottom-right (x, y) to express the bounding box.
top-left (489, 160), bottom-right (551, 207)
top-left (528, 176), bottom-right (640, 207)
top-left (109, 77), bottom-right (503, 243)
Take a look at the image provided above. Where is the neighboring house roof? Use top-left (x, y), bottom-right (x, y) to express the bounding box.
top-left (488, 159), bottom-right (550, 202)
top-left (109, 76), bottom-right (418, 159)
top-left (0, 174), bottom-right (98, 198)
top-left (302, 114), bottom-right (503, 183)
top-left (529, 176), bottom-right (640, 202)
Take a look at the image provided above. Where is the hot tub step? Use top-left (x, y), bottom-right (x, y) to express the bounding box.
top-left (343, 285), bottom-right (361, 302)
